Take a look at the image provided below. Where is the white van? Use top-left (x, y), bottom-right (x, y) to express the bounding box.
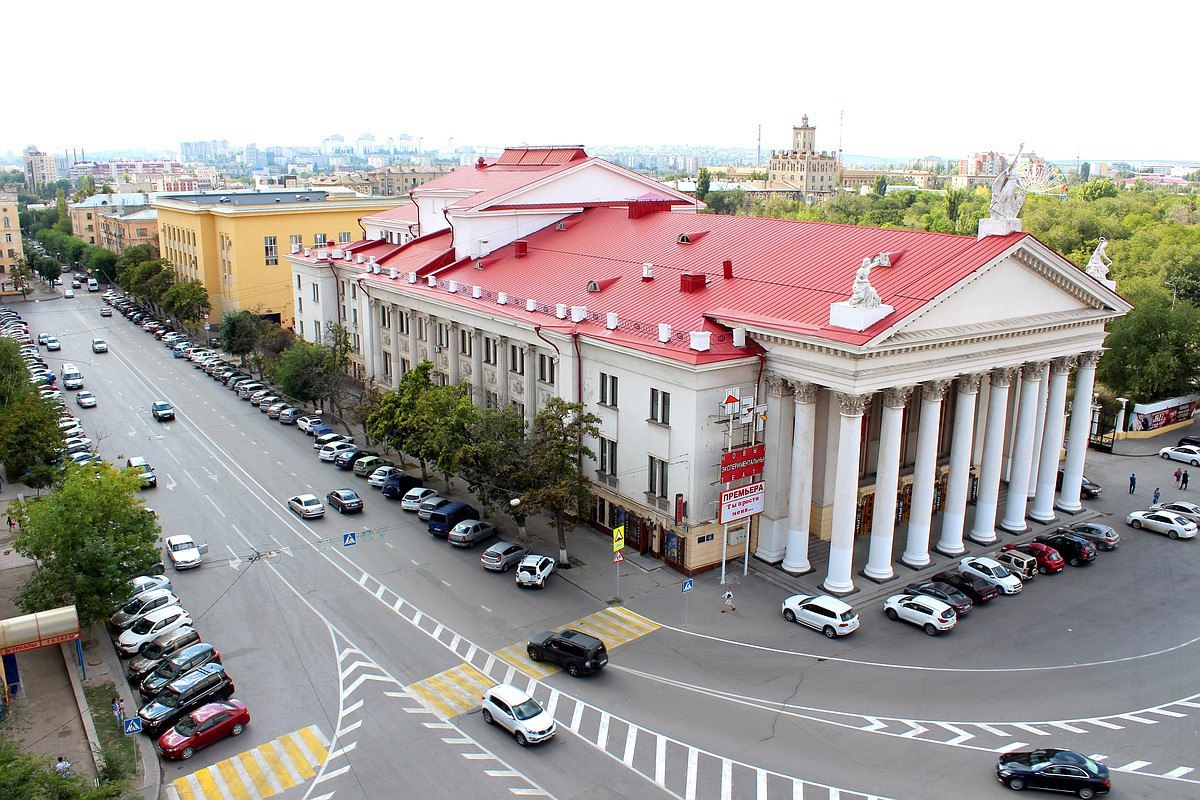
top-left (87, 278), bottom-right (99, 292)
top-left (61, 363), bottom-right (83, 390)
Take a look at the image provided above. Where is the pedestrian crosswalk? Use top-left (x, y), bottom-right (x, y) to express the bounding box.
top-left (406, 663), bottom-right (494, 719)
top-left (494, 606), bottom-right (659, 679)
top-left (165, 725), bottom-right (328, 800)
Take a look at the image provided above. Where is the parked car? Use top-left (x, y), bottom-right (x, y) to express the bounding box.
top-left (318, 441), bottom-right (357, 462)
top-left (401, 487), bottom-right (439, 511)
top-left (993, 549), bottom-right (1039, 581)
top-left (139, 642), bottom-right (222, 702)
top-left (128, 574), bottom-right (171, 596)
top-left (931, 570), bottom-right (1001, 604)
top-left (781, 594), bottom-right (860, 637)
top-left (278, 407), bottom-right (301, 424)
top-left (883, 594), bottom-right (956, 635)
top-left (151, 401), bottom-right (175, 421)
top-left (526, 629), bottom-right (608, 676)
top-left (958, 556), bottom-right (1022, 595)
top-left (334, 448), bottom-right (375, 470)
top-left (326, 488), bottom-right (364, 514)
top-left (1056, 470), bottom-right (1102, 498)
top-left (996, 748), bottom-right (1110, 797)
top-left (383, 474), bottom-right (423, 499)
top-left (164, 535), bottom-right (204, 570)
top-left (515, 555), bottom-right (555, 588)
top-left (428, 502), bottom-right (478, 536)
top-left (266, 402), bottom-right (291, 419)
top-left (1001, 541), bottom-right (1065, 575)
top-left (312, 432), bottom-right (351, 450)
top-left (368, 466), bottom-right (402, 488)
top-left (110, 589), bottom-right (181, 631)
top-left (308, 423), bottom-right (335, 438)
top-left (1177, 435), bottom-right (1200, 449)
top-left (481, 541), bottom-right (529, 572)
top-left (480, 684), bottom-right (556, 746)
top-left (126, 627), bottom-right (202, 683)
top-left (417, 496), bottom-right (451, 521)
top-left (353, 455), bottom-right (393, 478)
top-left (137, 663), bottom-right (235, 737)
top-left (446, 520), bottom-right (497, 548)
top-left (1125, 509), bottom-right (1197, 540)
top-left (1032, 532), bottom-right (1098, 565)
top-left (116, 606), bottom-right (194, 657)
top-left (156, 700), bottom-right (249, 761)
top-left (1061, 521), bottom-right (1121, 550)
top-left (297, 414), bottom-right (325, 434)
top-left (1159, 444), bottom-right (1200, 466)
top-left (902, 581), bottom-right (973, 616)
top-left (126, 456), bottom-right (157, 488)
top-left (288, 494), bottom-right (325, 518)
top-left (1148, 500), bottom-right (1200, 524)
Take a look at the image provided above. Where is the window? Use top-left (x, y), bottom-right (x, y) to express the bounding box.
top-left (485, 390), bottom-right (499, 408)
top-left (396, 311), bottom-right (408, 335)
top-left (352, 333), bottom-right (361, 352)
top-left (650, 388), bottom-right (671, 425)
top-left (379, 305), bottom-right (391, 329)
top-left (416, 316), bottom-right (427, 341)
top-left (400, 358), bottom-right (410, 376)
top-left (339, 232), bottom-right (351, 243)
top-left (538, 353), bottom-right (555, 385)
top-left (264, 236), bottom-right (278, 265)
top-left (513, 401), bottom-right (525, 418)
top-left (298, 320), bottom-right (304, 336)
top-left (598, 437), bottom-right (617, 476)
top-left (648, 455), bottom-right (668, 498)
top-left (483, 337), bottom-right (497, 365)
top-left (297, 297), bottom-right (302, 313)
top-left (290, 234), bottom-right (302, 252)
top-left (349, 283), bottom-right (356, 299)
top-left (351, 308), bottom-right (358, 326)
top-left (3, 233), bottom-right (9, 242)
top-left (382, 352), bottom-right (393, 377)
top-left (509, 344), bottom-right (525, 375)
top-left (459, 328), bottom-right (472, 356)
top-left (599, 372), bottom-right (618, 407)
top-left (311, 283), bottom-right (319, 302)
top-left (313, 321), bottom-right (321, 341)
top-left (436, 323), bottom-right (450, 348)
top-left (296, 274), bottom-right (301, 289)
top-left (314, 233), bottom-right (327, 246)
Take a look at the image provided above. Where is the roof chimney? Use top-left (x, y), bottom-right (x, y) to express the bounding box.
top-left (680, 274), bottom-right (706, 293)
top-left (555, 304), bottom-right (568, 319)
top-left (689, 331), bottom-right (711, 351)
top-left (606, 312), bottom-right (618, 330)
top-left (514, 240), bottom-right (529, 258)
top-left (723, 259), bottom-right (733, 279)
top-left (476, 157), bottom-right (486, 169)
top-left (498, 292), bottom-right (507, 305)
top-left (657, 323), bottom-right (672, 343)
top-left (408, 272), bottom-right (417, 283)
top-left (426, 276), bottom-right (437, 287)
top-left (642, 263), bottom-right (654, 281)
top-left (526, 298), bottom-right (537, 312)
top-left (570, 306), bottom-right (587, 323)
top-left (471, 285), bottom-right (482, 299)
top-left (733, 327), bottom-right (747, 348)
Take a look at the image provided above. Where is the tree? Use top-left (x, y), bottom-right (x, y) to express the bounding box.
top-left (161, 279), bottom-right (211, 324)
top-left (271, 340), bottom-right (330, 404)
top-left (1080, 162), bottom-right (1091, 183)
top-left (460, 405), bottom-right (530, 534)
top-left (12, 462), bottom-right (161, 629)
top-left (85, 247), bottom-right (119, 284)
top-left (220, 310), bottom-right (262, 367)
top-left (871, 173), bottom-right (889, 197)
top-left (0, 732), bottom-right (132, 799)
top-left (367, 362), bottom-right (437, 479)
top-left (1097, 282), bottom-right (1200, 402)
top-left (0, 394), bottom-right (64, 485)
top-left (416, 384), bottom-right (476, 492)
top-left (252, 321), bottom-right (295, 377)
top-left (1077, 179), bottom-right (1119, 201)
top-left (695, 167), bottom-right (711, 201)
top-left (517, 398), bottom-right (600, 566)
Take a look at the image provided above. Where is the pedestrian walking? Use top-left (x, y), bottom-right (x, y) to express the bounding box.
top-left (6, 516), bottom-right (13, 532)
top-left (54, 756), bottom-right (71, 777)
top-left (1183, 470), bottom-right (1191, 491)
top-left (111, 696), bottom-right (124, 727)
top-left (1129, 473), bottom-right (1137, 494)
top-left (1174, 468), bottom-right (1183, 488)
top-left (1153, 487), bottom-right (1162, 505)
top-left (721, 588), bottom-right (735, 613)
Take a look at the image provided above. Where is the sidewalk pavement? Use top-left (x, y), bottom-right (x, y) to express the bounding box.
top-left (1111, 421), bottom-right (1193, 457)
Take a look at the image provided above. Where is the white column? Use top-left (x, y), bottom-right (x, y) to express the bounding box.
top-left (447, 323), bottom-right (460, 385)
top-left (865, 386), bottom-right (911, 580)
top-left (969, 367), bottom-right (1017, 544)
top-left (782, 382), bottom-right (819, 574)
top-left (407, 311), bottom-right (419, 372)
top-left (937, 373), bottom-right (983, 556)
top-left (756, 374), bottom-right (792, 563)
top-left (1026, 363), bottom-right (1050, 498)
top-left (1030, 357), bottom-right (1073, 522)
top-left (498, 336), bottom-right (511, 406)
top-left (471, 328), bottom-right (484, 406)
top-left (523, 344), bottom-right (537, 425)
top-left (901, 380), bottom-right (949, 568)
top-left (1057, 351), bottom-right (1102, 513)
top-left (823, 392), bottom-right (870, 595)
top-left (1000, 362), bottom-right (1047, 532)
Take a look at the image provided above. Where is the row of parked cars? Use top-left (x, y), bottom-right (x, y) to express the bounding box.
top-left (781, 520), bottom-right (1125, 638)
top-left (108, 575), bottom-right (248, 760)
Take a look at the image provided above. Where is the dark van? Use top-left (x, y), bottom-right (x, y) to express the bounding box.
top-left (427, 502), bottom-right (478, 537)
top-left (382, 474), bottom-right (422, 499)
top-left (1178, 435), bottom-right (1200, 449)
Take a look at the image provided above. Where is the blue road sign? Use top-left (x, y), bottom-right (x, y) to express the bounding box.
top-left (342, 532), bottom-right (357, 547)
top-left (123, 717), bottom-right (142, 735)
top-left (682, 578), bottom-right (694, 593)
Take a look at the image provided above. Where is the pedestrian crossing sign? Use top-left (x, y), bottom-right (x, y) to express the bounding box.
top-left (122, 717), bottom-right (142, 735)
top-left (612, 525), bottom-right (625, 552)
top-left (342, 532), bottom-right (357, 547)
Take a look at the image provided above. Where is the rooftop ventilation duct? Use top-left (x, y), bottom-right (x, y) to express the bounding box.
top-left (526, 298), bottom-right (537, 312)
top-left (389, 268), bottom-right (398, 279)
top-left (556, 304), bottom-right (568, 319)
top-left (642, 263), bottom-right (654, 281)
top-left (658, 323), bottom-right (672, 343)
top-left (570, 306), bottom-right (587, 323)
top-left (680, 274), bottom-right (706, 293)
top-left (723, 260), bottom-right (733, 279)
top-left (689, 331), bottom-right (711, 351)
top-left (407, 272), bottom-right (417, 284)
top-left (733, 327), bottom-right (746, 348)
top-left (426, 276), bottom-right (436, 287)
top-left (471, 286), bottom-right (482, 299)
top-left (606, 312), bottom-right (618, 330)
top-left (498, 292), bottom-right (508, 305)
top-left (514, 240), bottom-right (529, 258)
top-left (448, 280), bottom-right (458, 293)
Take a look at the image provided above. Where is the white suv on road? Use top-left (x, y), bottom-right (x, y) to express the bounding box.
top-left (480, 684), bottom-right (556, 746)
top-left (883, 594), bottom-right (957, 636)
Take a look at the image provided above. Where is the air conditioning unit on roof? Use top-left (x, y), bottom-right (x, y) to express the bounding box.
top-left (389, 268), bottom-right (398, 279)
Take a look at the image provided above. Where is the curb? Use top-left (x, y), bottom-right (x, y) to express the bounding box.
top-left (59, 641), bottom-right (104, 776)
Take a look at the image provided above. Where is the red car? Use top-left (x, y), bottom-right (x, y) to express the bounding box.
top-left (156, 700), bottom-right (249, 760)
top-left (1001, 541), bottom-right (1064, 575)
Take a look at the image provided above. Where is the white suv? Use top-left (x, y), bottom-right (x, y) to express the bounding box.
top-left (958, 556), bottom-right (1022, 595)
top-left (883, 594), bottom-right (957, 635)
top-left (480, 684), bottom-right (556, 746)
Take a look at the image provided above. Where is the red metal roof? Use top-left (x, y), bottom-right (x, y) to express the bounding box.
top-left (495, 147), bottom-right (589, 165)
top-left (363, 202), bottom-right (418, 223)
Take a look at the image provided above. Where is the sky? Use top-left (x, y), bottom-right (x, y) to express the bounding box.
top-left (8, 0), bottom-right (1194, 164)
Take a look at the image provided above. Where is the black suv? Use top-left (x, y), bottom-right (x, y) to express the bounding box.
top-left (1055, 470), bottom-right (1102, 499)
top-left (126, 627), bottom-right (202, 682)
top-left (1178, 435), bottom-right (1200, 449)
top-left (930, 570), bottom-right (1000, 604)
top-left (902, 581), bottom-right (973, 616)
top-left (137, 662), bottom-right (234, 736)
top-left (334, 449), bottom-right (376, 470)
top-left (139, 642), bottom-right (222, 701)
top-left (526, 630), bottom-right (608, 677)
top-left (382, 474), bottom-right (422, 499)
top-left (1033, 532), bottom-right (1097, 566)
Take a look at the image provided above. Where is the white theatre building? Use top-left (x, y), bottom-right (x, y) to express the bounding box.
top-left (287, 146), bottom-right (1130, 592)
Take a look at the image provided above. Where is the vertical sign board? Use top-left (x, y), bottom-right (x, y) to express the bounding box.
top-left (612, 525), bottom-right (625, 552)
top-left (719, 483), bottom-right (766, 525)
top-left (721, 444), bottom-right (766, 483)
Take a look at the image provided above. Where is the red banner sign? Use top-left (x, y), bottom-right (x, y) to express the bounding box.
top-left (721, 444), bottom-right (765, 483)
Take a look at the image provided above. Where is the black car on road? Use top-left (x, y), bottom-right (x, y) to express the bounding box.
top-left (326, 489), bottom-right (364, 514)
top-left (930, 570), bottom-right (1000, 604)
top-left (137, 662), bottom-right (234, 737)
top-left (526, 630), bottom-right (608, 677)
top-left (382, 474), bottom-right (422, 499)
top-left (1033, 532), bottom-right (1097, 566)
top-left (996, 748), bottom-right (1110, 797)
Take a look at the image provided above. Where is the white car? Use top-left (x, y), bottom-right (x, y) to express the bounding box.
top-left (164, 534), bottom-right (205, 570)
top-left (401, 487), bottom-right (439, 511)
top-left (481, 683), bottom-right (556, 746)
top-left (288, 494), bottom-right (325, 518)
top-left (883, 594), bottom-right (957, 636)
top-left (312, 432), bottom-right (352, 450)
top-left (110, 588), bottom-right (180, 630)
top-left (45, 336), bottom-right (61, 350)
top-left (514, 555), bottom-right (555, 588)
top-left (76, 390), bottom-right (97, 408)
top-left (1126, 509), bottom-right (1197, 539)
top-left (116, 606), bottom-right (193, 656)
top-left (368, 466), bottom-right (401, 488)
top-left (780, 594), bottom-right (860, 638)
top-left (1159, 445), bottom-right (1200, 466)
top-left (1149, 500), bottom-right (1200, 523)
top-left (91, 338), bottom-right (108, 353)
top-left (297, 415), bottom-right (325, 434)
top-left (58, 420), bottom-right (83, 438)
top-left (63, 289), bottom-right (75, 299)
top-left (62, 436), bottom-right (93, 450)
top-left (129, 574), bottom-right (172, 595)
top-left (958, 556), bottom-right (1022, 595)
top-left (318, 442), bottom-right (356, 461)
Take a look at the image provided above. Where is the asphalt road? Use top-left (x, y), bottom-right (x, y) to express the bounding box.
top-left (22, 291), bottom-right (1200, 800)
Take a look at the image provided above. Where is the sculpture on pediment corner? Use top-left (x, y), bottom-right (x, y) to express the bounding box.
top-left (847, 257), bottom-right (883, 309)
top-left (1085, 236), bottom-right (1112, 282)
top-left (989, 143), bottom-right (1027, 220)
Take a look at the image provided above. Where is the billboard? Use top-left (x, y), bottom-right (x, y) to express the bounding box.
top-left (721, 444), bottom-right (765, 483)
top-left (719, 482), bottom-right (765, 524)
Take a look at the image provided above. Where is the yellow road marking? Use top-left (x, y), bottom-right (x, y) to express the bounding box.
top-left (407, 663), bottom-right (492, 719)
top-left (214, 759), bottom-right (250, 800)
top-left (493, 643), bottom-right (559, 678)
top-left (297, 726), bottom-right (328, 761)
top-left (256, 740), bottom-right (297, 790)
top-left (277, 732), bottom-right (315, 779)
top-left (194, 766), bottom-right (222, 800)
top-left (237, 751), bottom-right (273, 798)
top-left (171, 778), bottom-right (196, 800)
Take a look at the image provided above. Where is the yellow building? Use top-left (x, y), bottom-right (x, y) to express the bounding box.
top-left (154, 190), bottom-right (403, 326)
top-left (0, 193), bottom-right (24, 294)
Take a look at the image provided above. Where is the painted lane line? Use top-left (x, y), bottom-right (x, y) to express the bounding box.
top-left (442, 737), bottom-right (474, 744)
top-left (655, 734), bottom-right (667, 786)
top-left (596, 712), bottom-right (610, 749)
top-left (185, 471), bottom-right (201, 488)
top-left (342, 699), bottom-right (363, 715)
top-left (336, 720), bottom-right (362, 736)
top-left (312, 765), bottom-right (350, 784)
top-left (205, 495), bottom-right (226, 517)
top-left (1089, 754), bottom-right (1108, 761)
top-left (1114, 760), bottom-right (1152, 772)
top-left (720, 757), bottom-right (733, 800)
top-left (995, 742), bottom-right (1028, 753)
top-left (423, 722), bottom-right (454, 729)
top-left (684, 747), bottom-right (699, 800)
top-left (1147, 707), bottom-right (1187, 718)
top-left (462, 753), bottom-right (495, 760)
top-left (1164, 767), bottom-right (1195, 778)
top-left (486, 769), bottom-right (519, 777)
top-left (1011, 723), bottom-right (1051, 737)
top-left (327, 741), bottom-right (358, 760)
top-left (344, 673), bottom-right (390, 696)
top-left (569, 701), bottom-right (585, 732)
top-left (622, 726), bottom-right (638, 767)
top-left (936, 722), bottom-right (974, 745)
top-left (1044, 722), bottom-right (1088, 734)
top-left (861, 716), bottom-right (886, 732)
top-left (480, 605), bottom-right (492, 613)
top-left (1117, 713), bottom-right (1159, 725)
top-left (1085, 718), bottom-right (1124, 730)
top-left (340, 660), bottom-right (375, 680)
top-left (898, 720), bottom-right (928, 739)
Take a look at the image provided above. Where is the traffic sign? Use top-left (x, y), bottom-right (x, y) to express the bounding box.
top-left (612, 551), bottom-right (625, 564)
top-left (342, 532), bottom-right (357, 547)
top-left (682, 578), bottom-right (694, 593)
top-left (612, 525), bottom-right (625, 552)
top-left (122, 717), bottom-right (142, 735)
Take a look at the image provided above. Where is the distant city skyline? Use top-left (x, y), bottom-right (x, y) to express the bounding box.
top-left (7, 2), bottom-right (1195, 164)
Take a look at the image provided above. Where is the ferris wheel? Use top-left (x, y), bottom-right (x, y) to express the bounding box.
top-left (1015, 155), bottom-right (1069, 196)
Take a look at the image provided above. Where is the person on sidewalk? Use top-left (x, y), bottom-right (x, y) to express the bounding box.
top-left (1183, 470), bottom-right (1191, 491)
top-left (54, 756), bottom-right (71, 777)
top-left (722, 588), bottom-right (735, 613)
top-left (1153, 487), bottom-right (1162, 505)
top-left (111, 696), bottom-right (124, 726)
top-left (1175, 468), bottom-right (1183, 488)
top-left (1129, 473), bottom-right (1137, 494)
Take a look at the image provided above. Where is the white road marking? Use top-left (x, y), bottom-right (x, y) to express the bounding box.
top-left (1164, 767), bottom-right (1195, 778)
top-left (205, 496), bottom-right (226, 517)
top-left (480, 605), bottom-right (492, 613)
top-left (1115, 760), bottom-right (1152, 772)
top-left (995, 742), bottom-right (1028, 753)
